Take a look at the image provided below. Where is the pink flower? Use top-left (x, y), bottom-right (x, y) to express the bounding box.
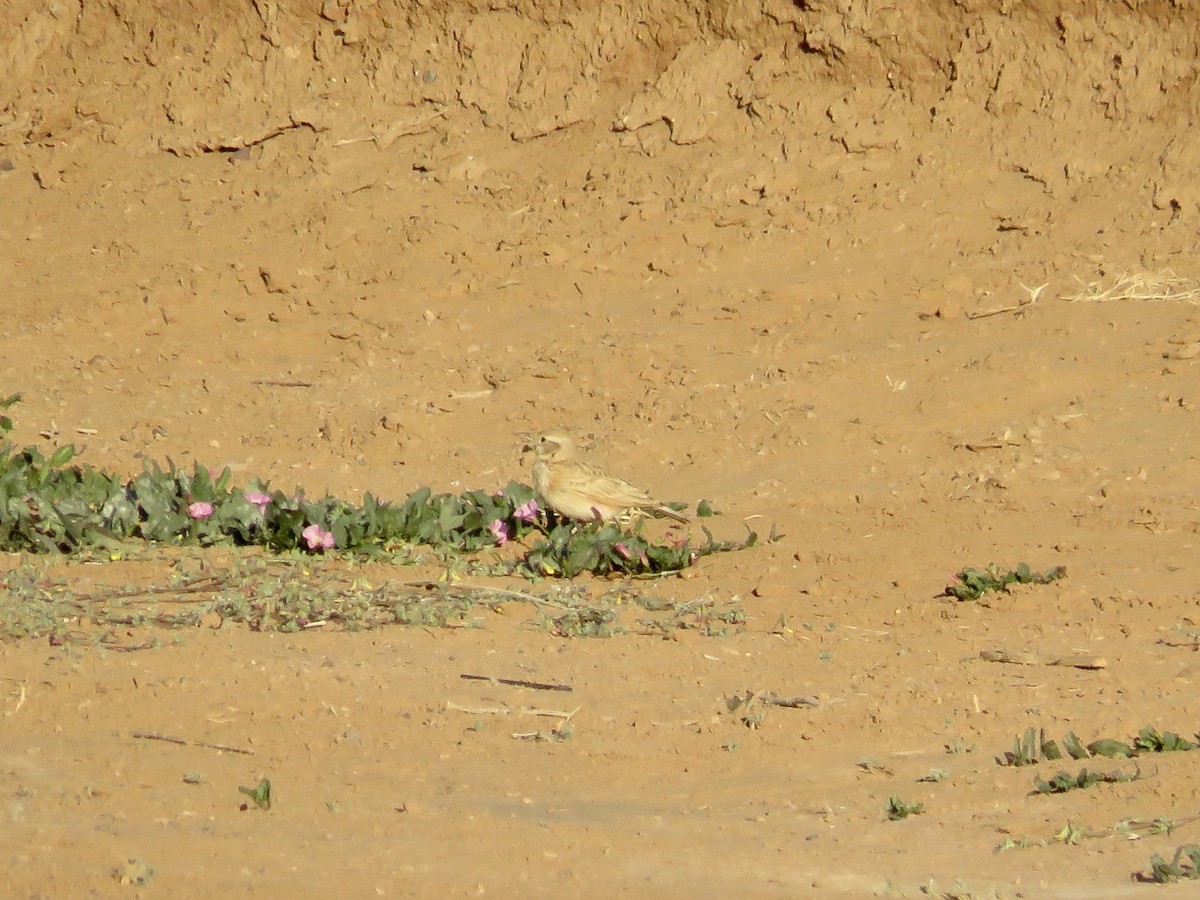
top-left (613, 542), bottom-right (631, 560)
top-left (188, 501), bottom-right (214, 520)
top-left (245, 491), bottom-right (271, 510)
top-left (513, 499), bottom-right (539, 523)
top-left (488, 519), bottom-right (509, 546)
top-left (302, 523), bottom-right (335, 551)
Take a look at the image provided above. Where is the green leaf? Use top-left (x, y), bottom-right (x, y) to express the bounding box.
top-left (1087, 738), bottom-right (1134, 759)
top-left (885, 794), bottom-right (925, 820)
top-left (1063, 731), bottom-right (1090, 760)
top-left (238, 778), bottom-right (272, 810)
top-left (48, 444), bottom-right (76, 469)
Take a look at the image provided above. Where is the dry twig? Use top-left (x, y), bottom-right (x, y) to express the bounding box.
top-left (759, 693), bottom-right (822, 709)
top-left (460, 673), bottom-right (573, 692)
top-left (511, 706), bottom-right (579, 740)
top-left (979, 648), bottom-right (1107, 670)
top-left (968, 281), bottom-right (1047, 320)
top-left (131, 731), bottom-right (254, 755)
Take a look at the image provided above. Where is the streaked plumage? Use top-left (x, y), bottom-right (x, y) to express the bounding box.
top-left (522, 431), bottom-right (689, 524)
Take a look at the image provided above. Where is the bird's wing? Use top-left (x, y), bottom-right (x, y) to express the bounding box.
top-left (562, 462), bottom-right (657, 508)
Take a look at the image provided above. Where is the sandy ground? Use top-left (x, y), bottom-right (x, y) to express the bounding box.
top-left (3, 1), bottom-right (1200, 896)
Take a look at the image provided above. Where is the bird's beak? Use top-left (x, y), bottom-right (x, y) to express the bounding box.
top-left (518, 432), bottom-right (536, 454)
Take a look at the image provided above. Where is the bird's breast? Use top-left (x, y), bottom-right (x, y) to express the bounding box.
top-left (532, 460), bottom-right (551, 495)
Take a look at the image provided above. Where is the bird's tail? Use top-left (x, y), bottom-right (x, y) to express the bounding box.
top-left (649, 505), bottom-right (690, 524)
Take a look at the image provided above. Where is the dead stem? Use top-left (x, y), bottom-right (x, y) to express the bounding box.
top-left (460, 673), bottom-right (573, 692)
top-left (1064, 269), bottom-right (1200, 304)
top-left (403, 581), bottom-right (578, 610)
top-left (131, 731), bottom-right (254, 755)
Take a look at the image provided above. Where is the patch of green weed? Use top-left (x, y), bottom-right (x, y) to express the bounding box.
top-left (886, 794), bottom-right (925, 821)
top-left (945, 562), bottom-right (1066, 601)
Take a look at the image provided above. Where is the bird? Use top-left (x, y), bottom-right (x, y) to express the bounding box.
top-left (521, 430), bottom-right (689, 524)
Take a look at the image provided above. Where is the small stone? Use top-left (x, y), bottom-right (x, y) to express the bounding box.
top-left (752, 580), bottom-right (786, 599)
top-left (935, 297), bottom-right (963, 320)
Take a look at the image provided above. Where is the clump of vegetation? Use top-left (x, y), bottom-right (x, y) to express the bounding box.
top-left (726, 691), bottom-right (768, 730)
top-left (545, 606), bottom-right (620, 638)
top-left (1032, 766), bottom-right (1141, 795)
top-left (886, 795), bottom-right (925, 821)
top-left (945, 562), bottom-right (1066, 601)
top-left (1132, 727), bottom-right (1198, 754)
top-left (999, 725), bottom-right (1198, 767)
top-left (0, 553), bottom-right (757, 641)
top-left (113, 858), bottom-right (154, 886)
top-left (999, 815), bottom-right (1196, 853)
top-left (1142, 845), bottom-right (1200, 883)
top-left (999, 727), bottom-right (1064, 767)
top-left (636, 596), bottom-right (747, 638)
top-left (0, 557), bottom-right (504, 639)
top-left (0, 396), bottom-right (758, 579)
top-left (238, 778), bottom-right (272, 811)
top-left (524, 520), bottom-right (757, 579)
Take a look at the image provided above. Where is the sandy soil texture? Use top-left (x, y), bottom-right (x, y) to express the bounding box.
top-left (3, 1), bottom-right (1200, 896)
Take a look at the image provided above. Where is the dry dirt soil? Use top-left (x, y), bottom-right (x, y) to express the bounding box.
top-left (4, 1), bottom-right (1200, 897)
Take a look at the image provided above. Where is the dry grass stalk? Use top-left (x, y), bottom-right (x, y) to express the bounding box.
top-left (1065, 269), bottom-right (1200, 304)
